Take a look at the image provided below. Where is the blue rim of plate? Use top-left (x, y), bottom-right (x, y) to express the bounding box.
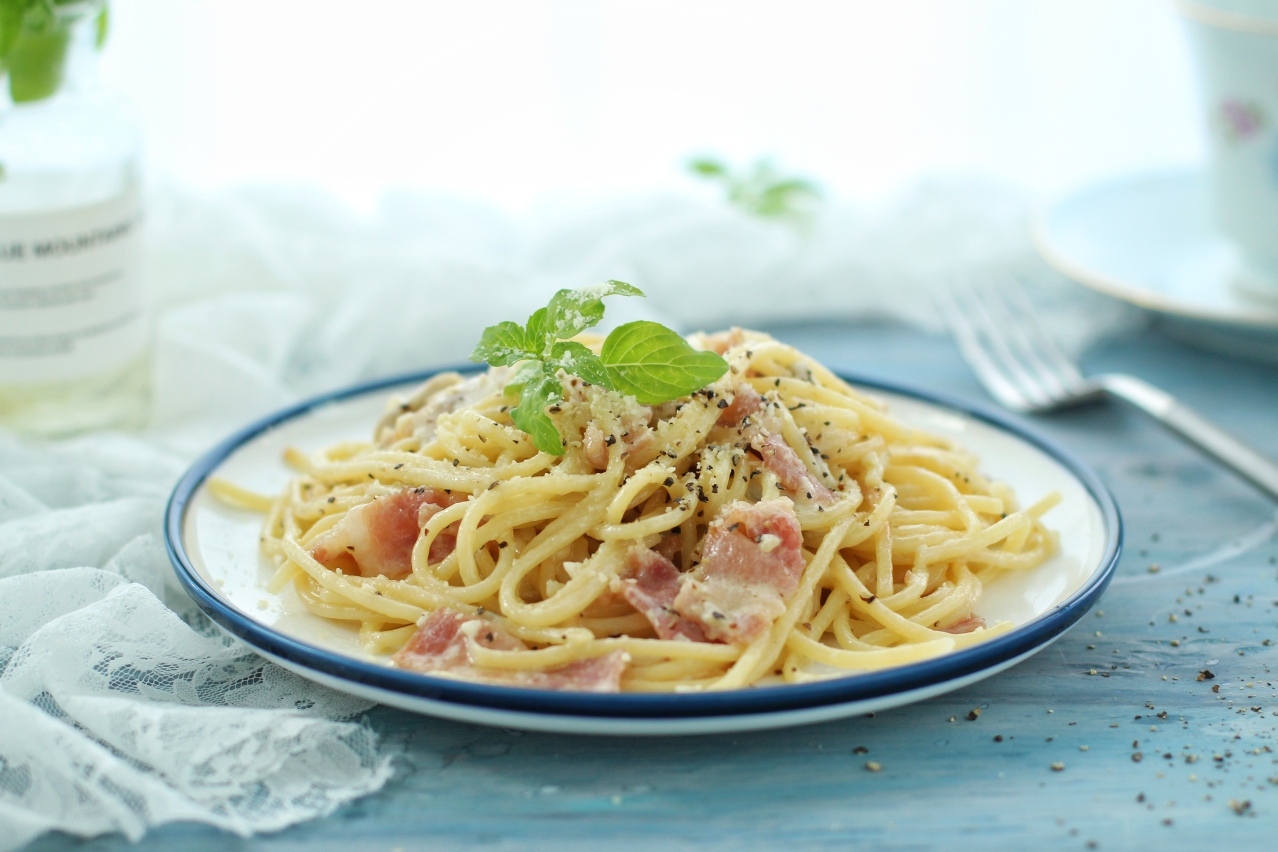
top-left (165, 366), bottom-right (1122, 721)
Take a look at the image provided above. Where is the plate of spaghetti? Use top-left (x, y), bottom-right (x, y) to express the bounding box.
top-left (166, 294), bottom-right (1120, 735)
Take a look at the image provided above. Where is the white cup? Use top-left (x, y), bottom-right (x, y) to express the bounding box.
top-left (1179, 0), bottom-right (1278, 295)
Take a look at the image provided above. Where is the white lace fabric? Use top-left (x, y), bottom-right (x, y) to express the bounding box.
top-left (0, 178), bottom-right (1135, 849)
top-left (0, 436), bottom-right (392, 851)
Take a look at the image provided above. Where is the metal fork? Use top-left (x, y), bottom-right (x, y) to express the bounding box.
top-left (936, 280), bottom-right (1278, 502)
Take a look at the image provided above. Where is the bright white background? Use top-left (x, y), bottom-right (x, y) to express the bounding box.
top-left (101, 0), bottom-right (1204, 212)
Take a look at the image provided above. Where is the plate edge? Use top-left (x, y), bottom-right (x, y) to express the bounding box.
top-left (164, 365), bottom-right (1124, 722)
top-left (1030, 168), bottom-right (1278, 329)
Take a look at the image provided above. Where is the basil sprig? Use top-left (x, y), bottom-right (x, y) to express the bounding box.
top-left (688, 157), bottom-right (821, 221)
top-left (469, 282), bottom-right (729, 455)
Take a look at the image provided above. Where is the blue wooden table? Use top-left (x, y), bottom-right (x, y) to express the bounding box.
top-left (28, 319), bottom-right (1278, 851)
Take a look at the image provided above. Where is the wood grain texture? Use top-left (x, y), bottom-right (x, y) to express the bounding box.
top-left (26, 322), bottom-right (1278, 852)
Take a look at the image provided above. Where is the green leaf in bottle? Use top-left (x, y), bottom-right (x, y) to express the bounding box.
top-left (0, 1), bottom-right (108, 104)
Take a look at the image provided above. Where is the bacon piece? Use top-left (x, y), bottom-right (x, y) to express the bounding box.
top-left (613, 548), bottom-right (709, 643)
top-left (393, 609), bottom-right (628, 692)
top-left (580, 412), bottom-right (659, 472)
top-left (619, 500), bottom-right (807, 646)
top-left (702, 328), bottom-right (747, 355)
top-left (673, 499), bottom-right (807, 643)
top-left (310, 487), bottom-right (461, 579)
top-left (938, 614), bottom-right (987, 634)
top-left (620, 427), bottom-right (659, 472)
top-left (716, 384), bottom-right (763, 427)
top-left (377, 367), bottom-right (511, 447)
top-left (396, 608), bottom-right (524, 668)
top-left (417, 500), bottom-right (462, 565)
top-left (751, 433), bottom-right (835, 504)
top-left (583, 422), bottom-right (609, 470)
top-left (653, 531), bottom-right (683, 565)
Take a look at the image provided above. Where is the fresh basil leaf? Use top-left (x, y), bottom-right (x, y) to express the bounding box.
top-left (524, 307), bottom-right (551, 355)
top-left (600, 321), bottom-right (729, 404)
top-left (509, 371), bottom-right (565, 456)
top-left (550, 341), bottom-right (610, 387)
top-left (543, 280), bottom-right (644, 345)
top-left (470, 283), bottom-right (727, 454)
top-left (503, 359), bottom-right (545, 397)
top-left (469, 321), bottom-right (530, 366)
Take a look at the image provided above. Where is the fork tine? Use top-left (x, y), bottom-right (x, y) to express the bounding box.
top-left (976, 283), bottom-right (1075, 404)
top-left (1001, 279), bottom-right (1091, 393)
top-left (952, 280), bottom-right (1056, 410)
top-left (933, 283), bottom-right (1034, 411)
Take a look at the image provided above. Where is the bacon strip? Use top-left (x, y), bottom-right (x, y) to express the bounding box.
top-left (310, 487), bottom-right (461, 579)
top-left (581, 414), bottom-right (659, 472)
top-left (716, 384), bottom-right (763, 427)
top-left (618, 499), bottom-right (807, 645)
top-left (393, 609), bottom-right (628, 692)
top-left (938, 614), bottom-right (987, 634)
top-left (614, 548), bottom-right (709, 643)
top-left (674, 499), bottom-right (807, 643)
top-left (751, 433), bottom-right (835, 504)
top-left (583, 422), bottom-right (609, 470)
top-left (701, 328), bottom-right (746, 355)
top-left (377, 368), bottom-right (510, 447)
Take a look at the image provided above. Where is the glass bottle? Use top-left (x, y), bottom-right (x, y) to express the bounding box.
top-left (0, 0), bottom-right (147, 435)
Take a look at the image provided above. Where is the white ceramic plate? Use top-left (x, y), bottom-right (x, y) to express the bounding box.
top-left (165, 369), bottom-right (1121, 736)
top-left (1032, 168), bottom-right (1278, 363)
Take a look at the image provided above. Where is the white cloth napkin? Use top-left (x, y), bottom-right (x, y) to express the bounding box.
top-left (144, 177), bottom-right (1137, 455)
top-left (0, 177), bottom-right (1138, 849)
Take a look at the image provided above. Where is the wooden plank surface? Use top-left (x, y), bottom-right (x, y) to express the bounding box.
top-left (26, 321), bottom-right (1278, 851)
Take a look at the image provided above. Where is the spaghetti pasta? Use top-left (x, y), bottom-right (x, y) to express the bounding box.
top-left (245, 329), bottom-right (1058, 693)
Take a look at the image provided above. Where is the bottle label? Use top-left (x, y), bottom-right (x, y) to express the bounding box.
top-left (0, 189), bottom-right (145, 384)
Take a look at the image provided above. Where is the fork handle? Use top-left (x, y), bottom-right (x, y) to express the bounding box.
top-left (1099, 373), bottom-right (1278, 502)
